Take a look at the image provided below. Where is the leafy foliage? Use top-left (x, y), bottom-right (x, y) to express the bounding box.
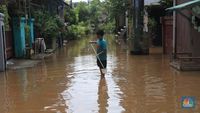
top-left (101, 21), bottom-right (115, 33)
top-left (65, 22), bottom-right (90, 40)
top-left (74, 2), bottom-right (90, 22)
top-left (33, 11), bottom-right (64, 38)
top-left (105, 0), bottom-right (129, 19)
top-left (43, 17), bottom-right (59, 38)
top-left (88, 0), bottom-right (102, 25)
top-left (159, 0), bottom-right (173, 8)
top-left (0, 5), bottom-right (10, 31)
top-left (65, 9), bottom-right (77, 25)
top-left (63, 0), bottom-right (116, 39)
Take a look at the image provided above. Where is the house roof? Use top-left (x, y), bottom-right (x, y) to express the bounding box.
top-left (166, 0), bottom-right (200, 11)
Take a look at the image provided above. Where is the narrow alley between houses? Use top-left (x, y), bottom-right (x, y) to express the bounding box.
top-left (0, 35), bottom-right (200, 113)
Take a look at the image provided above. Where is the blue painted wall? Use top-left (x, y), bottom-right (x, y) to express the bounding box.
top-left (13, 17), bottom-right (26, 58)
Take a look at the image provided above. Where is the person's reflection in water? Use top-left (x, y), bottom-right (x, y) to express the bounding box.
top-left (98, 78), bottom-right (109, 113)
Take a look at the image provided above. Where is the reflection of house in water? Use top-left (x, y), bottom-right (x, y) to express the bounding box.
top-left (167, 0), bottom-right (200, 71)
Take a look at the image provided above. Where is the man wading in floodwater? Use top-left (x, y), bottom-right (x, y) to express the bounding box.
top-left (90, 30), bottom-right (107, 79)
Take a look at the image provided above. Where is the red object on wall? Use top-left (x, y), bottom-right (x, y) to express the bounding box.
top-left (162, 16), bottom-right (173, 54)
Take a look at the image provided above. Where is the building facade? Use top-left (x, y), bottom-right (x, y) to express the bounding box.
top-left (169, 0), bottom-right (200, 70)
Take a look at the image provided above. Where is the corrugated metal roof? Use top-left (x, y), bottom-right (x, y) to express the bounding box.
top-left (166, 0), bottom-right (200, 11)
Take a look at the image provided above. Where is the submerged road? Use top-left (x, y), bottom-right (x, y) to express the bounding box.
top-left (0, 35), bottom-right (200, 113)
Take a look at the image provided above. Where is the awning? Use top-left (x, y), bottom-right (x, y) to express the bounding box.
top-left (166, 0), bottom-right (200, 11)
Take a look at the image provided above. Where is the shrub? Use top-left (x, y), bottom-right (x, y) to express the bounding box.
top-left (65, 22), bottom-right (90, 40)
top-left (43, 16), bottom-right (59, 38)
top-left (34, 11), bottom-right (64, 39)
top-left (101, 21), bottom-right (115, 33)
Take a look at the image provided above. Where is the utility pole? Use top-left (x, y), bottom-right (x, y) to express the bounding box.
top-left (70, 0), bottom-right (73, 7)
top-left (131, 0), bottom-right (145, 55)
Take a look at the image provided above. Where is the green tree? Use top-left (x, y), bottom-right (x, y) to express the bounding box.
top-left (105, 0), bottom-right (128, 19)
top-left (33, 11), bottom-right (62, 38)
top-left (96, 0), bottom-right (129, 31)
top-left (65, 9), bottom-right (77, 25)
top-left (159, 0), bottom-right (173, 8)
top-left (88, 0), bottom-right (114, 31)
top-left (74, 2), bottom-right (90, 22)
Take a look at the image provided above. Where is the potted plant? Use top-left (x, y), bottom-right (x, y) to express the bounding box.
top-left (43, 16), bottom-right (59, 50)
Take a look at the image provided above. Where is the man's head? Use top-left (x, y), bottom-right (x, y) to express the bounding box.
top-left (96, 30), bottom-right (104, 39)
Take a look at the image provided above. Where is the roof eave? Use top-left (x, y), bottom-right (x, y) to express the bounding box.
top-left (166, 0), bottom-right (200, 11)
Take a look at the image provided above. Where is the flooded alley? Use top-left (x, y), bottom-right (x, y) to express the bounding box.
top-left (0, 35), bottom-right (200, 113)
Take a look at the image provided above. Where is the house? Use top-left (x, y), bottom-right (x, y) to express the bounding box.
top-left (167, 0), bottom-right (200, 70)
top-left (6, 0), bottom-right (67, 58)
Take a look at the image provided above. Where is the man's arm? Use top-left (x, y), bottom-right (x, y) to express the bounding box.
top-left (89, 41), bottom-right (97, 44)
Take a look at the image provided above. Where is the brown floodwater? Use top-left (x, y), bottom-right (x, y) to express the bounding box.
top-left (0, 35), bottom-right (200, 113)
